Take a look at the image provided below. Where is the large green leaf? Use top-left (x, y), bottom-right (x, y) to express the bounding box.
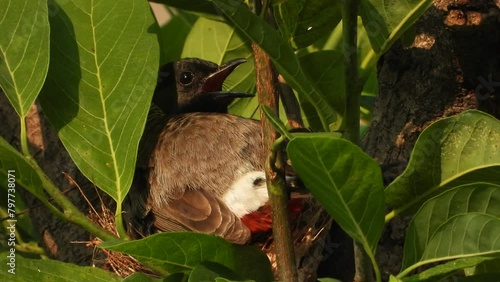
top-left (359, 0), bottom-right (432, 54)
top-left (0, 0), bottom-right (49, 117)
top-left (274, 0), bottom-right (342, 49)
top-left (385, 110), bottom-right (500, 215)
top-left (211, 0), bottom-right (337, 131)
top-left (180, 17), bottom-right (257, 118)
top-left (298, 50), bottom-right (345, 130)
top-left (402, 183), bottom-right (500, 271)
top-left (287, 136), bottom-right (385, 266)
top-left (157, 9), bottom-right (198, 65)
top-left (100, 232), bottom-right (273, 282)
top-left (39, 0), bottom-right (159, 203)
top-left (0, 252), bottom-right (120, 281)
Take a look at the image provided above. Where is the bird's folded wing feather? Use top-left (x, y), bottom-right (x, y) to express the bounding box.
top-left (149, 189), bottom-right (251, 244)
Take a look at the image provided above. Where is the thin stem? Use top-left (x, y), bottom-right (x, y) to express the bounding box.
top-left (342, 2), bottom-right (360, 145)
top-left (341, 1), bottom-right (381, 282)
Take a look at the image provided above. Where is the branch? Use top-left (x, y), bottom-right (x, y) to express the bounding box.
top-left (252, 43), bottom-right (298, 282)
top-left (341, 1), bottom-right (379, 282)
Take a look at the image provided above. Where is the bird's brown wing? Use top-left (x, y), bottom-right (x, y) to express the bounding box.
top-left (149, 189), bottom-right (251, 244)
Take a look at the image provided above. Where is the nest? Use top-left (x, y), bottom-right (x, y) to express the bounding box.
top-left (75, 179), bottom-right (331, 280)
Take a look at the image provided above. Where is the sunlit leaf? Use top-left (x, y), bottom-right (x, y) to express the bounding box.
top-left (0, 253), bottom-right (120, 281)
top-left (287, 136), bottom-right (385, 265)
top-left (39, 0), bottom-right (159, 203)
top-left (0, 0), bottom-right (49, 117)
top-left (386, 110), bottom-right (500, 215)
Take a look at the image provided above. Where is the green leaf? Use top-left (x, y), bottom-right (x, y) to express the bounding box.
top-left (298, 51), bottom-right (345, 130)
top-left (39, 0), bottom-right (159, 204)
top-left (180, 17), bottom-right (256, 118)
top-left (189, 261), bottom-right (242, 281)
top-left (402, 183), bottom-right (500, 271)
top-left (261, 105), bottom-right (292, 139)
top-left (287, 136), bottom-right (385, 265)
top-left (359, 0), bottom-right (432, 54)
top-left (123, 272), bottom-right (162, 282)
top-left (274, 0), bottom-right (342, 49)
top-left (0, 0), bottom-right (49, 117)
top-left (151, 0), bottom-right (224, 21)
top-left (158, 10), bottom-right (198, 65)
top-left (99, 232), bottom-right (273, 282)
top-left (0, 137), bottom-right (47, 204)
top-left (211, 0), bottom-right (337, 131)
top-left (385, 110), bottom-right (500, 215)
top-left (0, 253), bottom-right (120, 281)
top-left (402, 256), bottom-right (495, 282)
top-left (423, 213), bottom-right (500, 261)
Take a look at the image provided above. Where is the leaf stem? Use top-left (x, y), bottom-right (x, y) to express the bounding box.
top-left (19, 117), bottom-right (30, 157)
top-left (114, 204), bottom-right (128, 239)
top-left (385, 210), bottom-right (396, 223)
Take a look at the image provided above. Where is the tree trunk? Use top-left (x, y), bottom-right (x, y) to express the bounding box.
top-left (364, 0), bottom-right (500, 279)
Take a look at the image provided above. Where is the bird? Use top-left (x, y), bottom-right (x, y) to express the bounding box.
top-left (124, 58), bottom-right (302, 244)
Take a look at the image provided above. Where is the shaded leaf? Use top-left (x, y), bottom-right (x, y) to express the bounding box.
top-left (287, 136), bottom-right (385, 261)
top-left (261, 105), bottom-right (292, 139)
top-left (298, 50), bottom-right (345, 130)
top-left (0, 253), bottom-right (120, 281)
top-left (0, 0), bottom-right (49, 117)
top-left (423, 213), bottom-right (500, 261)
top-left (211, 0), bottom-right (337, 131)
top-left (151, 0), bottom-right (224, 21)
top-left (189, 261), bottom-right (241, 281)
top-left (99, 232), bottom-right (273, 282)
top-left (274, 0), bottom-right (341, 49)
top-left (39, 0), bottom-right (159, 203)
top-left (385, 110), bottom-right (500, 215)
top-left (359, 0), bottom-right (432, 54)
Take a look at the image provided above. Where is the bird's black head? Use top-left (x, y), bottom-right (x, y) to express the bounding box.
top-left (153, 58), bottom-right (253, 114)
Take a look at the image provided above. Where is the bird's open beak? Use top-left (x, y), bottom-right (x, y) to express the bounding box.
top-left (201, 58), bottom-right (254, 99)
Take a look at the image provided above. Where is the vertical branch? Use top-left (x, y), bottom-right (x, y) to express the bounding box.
top-left (252, 43), bottom-right (298, 282)
top-left (342, 1), bottom-right (360, 144)
top-left (341, 1), bottom-right (376, 282)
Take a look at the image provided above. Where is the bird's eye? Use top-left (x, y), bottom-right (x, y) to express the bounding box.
top-left (179, 72), bottom-right (194, 85)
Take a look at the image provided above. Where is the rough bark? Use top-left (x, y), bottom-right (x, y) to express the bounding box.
top-left (364, 0), bottom-right (500, 279)
top-left (0, 94), bottom-right (101, 265)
